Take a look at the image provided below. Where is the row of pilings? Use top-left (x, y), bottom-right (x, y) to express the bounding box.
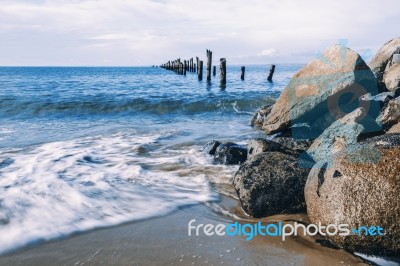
top-left (160, 49), bottom-right (275, 87)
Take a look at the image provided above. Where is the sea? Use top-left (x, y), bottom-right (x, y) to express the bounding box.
top-left (0, 65), bottom-right (302, 254)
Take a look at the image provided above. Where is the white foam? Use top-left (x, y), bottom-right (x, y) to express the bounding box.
top-left (0, 132), bottom-right (220, 254)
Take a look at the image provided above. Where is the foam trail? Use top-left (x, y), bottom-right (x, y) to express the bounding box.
top-left (0, 132), bottom-right (222, 254)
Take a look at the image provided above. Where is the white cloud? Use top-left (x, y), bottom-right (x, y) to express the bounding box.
top-left (0, 0), bottom-right (399, 65)
top-left (258, 49), bottom-right (278, 57)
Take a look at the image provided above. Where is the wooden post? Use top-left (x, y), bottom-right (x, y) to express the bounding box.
top-left (220, 58), bottom-right (226, 86)
top-left (206, 49), bottom-right (212, 81)
top-left (196, 57), bottom-right (199, 73)
top-left (267, 64), bottom-right (275, 81)
top-left (213, 66), bottom-right (216, 76)
top-left (183, 61), bottom-right (187, 75)
top-left (193, 63), bottom-right (196, 73)
top-left (240, 66), bottom-right (245, 80)
top-left (198, 61), bottom-right (203, 80)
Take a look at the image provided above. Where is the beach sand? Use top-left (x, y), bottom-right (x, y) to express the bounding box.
top-left (0, 194), bottom-right (369, 266)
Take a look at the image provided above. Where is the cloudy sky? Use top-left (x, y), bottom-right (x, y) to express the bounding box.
top-left (0, 0), bottom-right (399, 66)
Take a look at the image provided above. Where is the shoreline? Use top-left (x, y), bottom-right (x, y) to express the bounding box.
top-left (0, 194), bottom-right (370, 266)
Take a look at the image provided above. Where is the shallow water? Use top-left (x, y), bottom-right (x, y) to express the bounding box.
top-left (0, 65), bottom-right (301, 254)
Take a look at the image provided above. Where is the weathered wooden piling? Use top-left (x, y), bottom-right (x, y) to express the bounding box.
top-left (198, 61), bottom-right (203, 80)
top-left (267, 64), bottom-right (275, 81)
top-left (183, 61), bottom-right (186, 75)
top-left (177, 60), bottom-right (180, 73)
top-left (213, 66), bottom-right (216, 76)
top-left (220, 58), bottom-right (226, 86)
top-left (196, 57), bottom-right (199, 73)
top-left (240, 66), bottom-right (245, 80)
top-left (206, 49), bottom-right (212, 81)
top-left (194, 63), bottom-right (196, 73)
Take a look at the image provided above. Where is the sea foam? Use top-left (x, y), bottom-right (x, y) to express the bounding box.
top-left (0, 132), bottom-right (220, 254)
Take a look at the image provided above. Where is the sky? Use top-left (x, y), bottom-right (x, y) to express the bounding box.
top-left (0, 0), bottom-right (399, 66)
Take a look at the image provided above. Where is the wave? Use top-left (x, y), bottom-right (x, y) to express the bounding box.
top-left (0, 131), bottom-right (236, 254)
top-left (0, 96), bottom-right (274, 118)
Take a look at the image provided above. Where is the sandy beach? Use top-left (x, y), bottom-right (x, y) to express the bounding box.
top-left (0, 194), bottom-right (370, 266)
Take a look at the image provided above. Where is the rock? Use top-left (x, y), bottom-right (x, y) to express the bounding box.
top-left (202, 140), bottom-right (221, 155)
top-left (214, 142), bottom-right (247, 165)
top-left (392, 54), bottom-right (400, 64)
top-left (305, 134), bottom-right (400, 255)
top-left (378, 96), bottom-right (400, 130)
top-left (362, 132), bottom-right (400, 148)
top-left (272, 137), bottom-right (313, 152)
top-left (247, 138), bottom-right (284, 160)
top-left (307, 107), bottom-right (381, 163)
top-left (247, 137), bottom-right (313, 160)
top-left (233, 151), bottom-right (312, 217)
top-left (383, 63), bottom-right (400, 92)
top-left (388, 122), bottom-right (400, 133)
top-left (262, 45), bottom-right (379, 138)
top-left (369, 37), bottom-right (400, 82)
top-left (359, 90), bottom-right (399, 110)
top-left (250, 105), bottom-right (273, 128)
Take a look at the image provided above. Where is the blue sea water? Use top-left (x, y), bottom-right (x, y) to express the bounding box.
top-left (0, 65), bottom-right (302, 254)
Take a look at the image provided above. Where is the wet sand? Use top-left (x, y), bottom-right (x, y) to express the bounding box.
top-left (0, 194), bottom-right (371, 266)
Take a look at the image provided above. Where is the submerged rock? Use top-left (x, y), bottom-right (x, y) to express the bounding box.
top-left (213, 142), bottom-right (247, 165)
top-left (305, 134), bottom-right (400, 255)
top-left (233, 151), bottom-right (312, 217)
top-left (262, 45), bottom-right (379, 138)
top-left (202, 140), bottom-right (221, 155)
top-left (250, 105), bottom-right (273, 128)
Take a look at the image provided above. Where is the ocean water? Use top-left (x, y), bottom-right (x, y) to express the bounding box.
top-left (0, 65), bottom-right (302, 254)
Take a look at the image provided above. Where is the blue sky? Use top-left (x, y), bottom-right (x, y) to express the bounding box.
top-left (0, 0), bottom-right (399, 66)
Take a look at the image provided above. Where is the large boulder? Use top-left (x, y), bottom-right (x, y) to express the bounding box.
top-left (233, 151), bottom-right (312, 217)
top-left (307, 107), bottom-right (381, 163)
top-left (305, 134), bottom-right (400, 255)
top-left (369, 38), bottom-right (400, 83)
top-left (262, 45), bottom-right (379, 139)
